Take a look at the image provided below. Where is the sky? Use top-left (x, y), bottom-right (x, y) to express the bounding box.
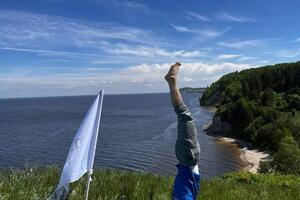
top-left (0, 0), bottom-right (300, 98)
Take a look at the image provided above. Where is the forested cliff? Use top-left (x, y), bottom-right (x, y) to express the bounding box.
top-left (200, 61), bottom-right (300, 175)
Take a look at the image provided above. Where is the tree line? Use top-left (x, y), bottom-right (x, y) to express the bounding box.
top-left (201, 61), bottom-right (300, 175)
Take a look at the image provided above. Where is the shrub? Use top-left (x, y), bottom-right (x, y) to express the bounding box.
top-left (272, 136), bottom-right (300, 175)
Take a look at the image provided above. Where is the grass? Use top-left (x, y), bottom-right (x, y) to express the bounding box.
top-left (0, 166), bottom-right (300, 200)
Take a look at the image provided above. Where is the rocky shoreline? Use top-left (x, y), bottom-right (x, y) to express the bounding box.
top-left (203, 115), bottom-right (270, 174)
top-left (217, 137), bottom-right (270, 173)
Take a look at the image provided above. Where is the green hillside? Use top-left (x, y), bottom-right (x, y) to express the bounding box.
top-left (0, 167), bottom-right (300, 200)
top-left (200, 61), bottom-right (300, 175)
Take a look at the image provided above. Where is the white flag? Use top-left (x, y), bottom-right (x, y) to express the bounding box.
top-left (49, 90), bottom-right (104, 200)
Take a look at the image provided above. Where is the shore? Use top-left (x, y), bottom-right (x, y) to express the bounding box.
top-left (202, 106), bottom-right (217, 113)
top-left (217, 137), bottom-right (270, 173)
top-left (203, 117), bottom-right (270, 174)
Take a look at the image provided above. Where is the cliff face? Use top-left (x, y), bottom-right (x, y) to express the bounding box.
top-left (204, 115), bottom-right (233, 136)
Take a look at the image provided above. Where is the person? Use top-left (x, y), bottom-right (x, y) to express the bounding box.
top-left (165, 62), bottom-right (201, 200)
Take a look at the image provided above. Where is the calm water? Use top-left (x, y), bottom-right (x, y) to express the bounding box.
top-left (0, 93), bottom-right (245, 178)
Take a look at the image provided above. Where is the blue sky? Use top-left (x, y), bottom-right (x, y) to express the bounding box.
top-left (0, 0), bottom-right (300, 98)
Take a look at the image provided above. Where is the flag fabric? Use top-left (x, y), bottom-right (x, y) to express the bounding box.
top-left (49, 90), bottom-right (104, 200)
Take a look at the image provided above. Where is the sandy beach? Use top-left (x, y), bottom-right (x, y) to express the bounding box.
top-left (202, 107), bottom-right (270, 174)
top-left (203, 106), bottom-right (218, 113)
top-left (218, 137), bottom-right (270, 173)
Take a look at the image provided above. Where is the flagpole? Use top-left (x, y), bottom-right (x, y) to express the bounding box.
top-left (84, 170), bottom-right (93, 200)
top-left (84, 90), bottom-right (104, 200)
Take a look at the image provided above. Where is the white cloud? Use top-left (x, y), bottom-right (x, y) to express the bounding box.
top-left (216, 55), bottom-right (256, 62)
top-left (0, 46), bottom-right (99, 57)
top-left (185, 11), bottom-right (211, 22)
top-left (107, 45), bottom-right (206, 58)
top-left (218, 39), bottom-right (263, 49)
top-left (0, 10), bottom-right (189, 65)
top-left (183, 77), bottom-right (193, 82)
top-left (276, 49), bottom-right (300, 58)
top-left (172, 25), bottom-right (196, 33)
top-left (0, 62), bottom-right (254, 98)
top-left (0, 10), bottom-right (159, 50)
top-left (171, 24), bottom-right (228, 39)
top-left (85, 67), bottom-right (113, 71)
top-left (185, 11), bottom-right (255, 23)
top-left (256, 60), bottom-right (270, 64)
top-left (199, 29), bottom-right (228, 38)
top-left (237, 56), bottom-right (256, 61)
top-left (114, 0), bottom-right (149, 11)
top-left (216, 54), bottom-right (241, 60)
top-left (1, 10), bottom-right (217, 66)
top-left (215, 12), bottom-right (256, 22)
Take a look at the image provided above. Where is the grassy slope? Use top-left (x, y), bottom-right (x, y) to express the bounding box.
top-left (1, 167), bottom-right (300, 200)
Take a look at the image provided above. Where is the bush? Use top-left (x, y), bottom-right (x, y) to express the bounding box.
top-left (272, 136), bottom-right (300, 175)
top-left (262, 88), bottom-right (275, 107)
top-left (285, 94), bottom-right (300, 110)
top-left (258, 161), bottom-right (273, 173)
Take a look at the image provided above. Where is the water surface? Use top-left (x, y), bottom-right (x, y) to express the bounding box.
top-left (0, 93), bottom-right (245, 178)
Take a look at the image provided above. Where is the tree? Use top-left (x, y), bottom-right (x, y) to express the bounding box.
top-left (255, 123), bottom-right (274, 149)
top-left (289, 108), bottom-right (296, 118)
top-left (244, 116), bottom-right (265, 144)
top-left (248, 72), bottom-right (262, 100)
top-left (272, 136), bottom-right (300, 175)
top-left (262, 71), bottom-right (274, 89)
top-left (262, 88), bottom-right (274, 107)
top-left (238, 98), bottom-right (253, 124)
top-left (224, 81), bottom-right (242, 102)
top-left (285, 94), bottom-right (300, 110)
